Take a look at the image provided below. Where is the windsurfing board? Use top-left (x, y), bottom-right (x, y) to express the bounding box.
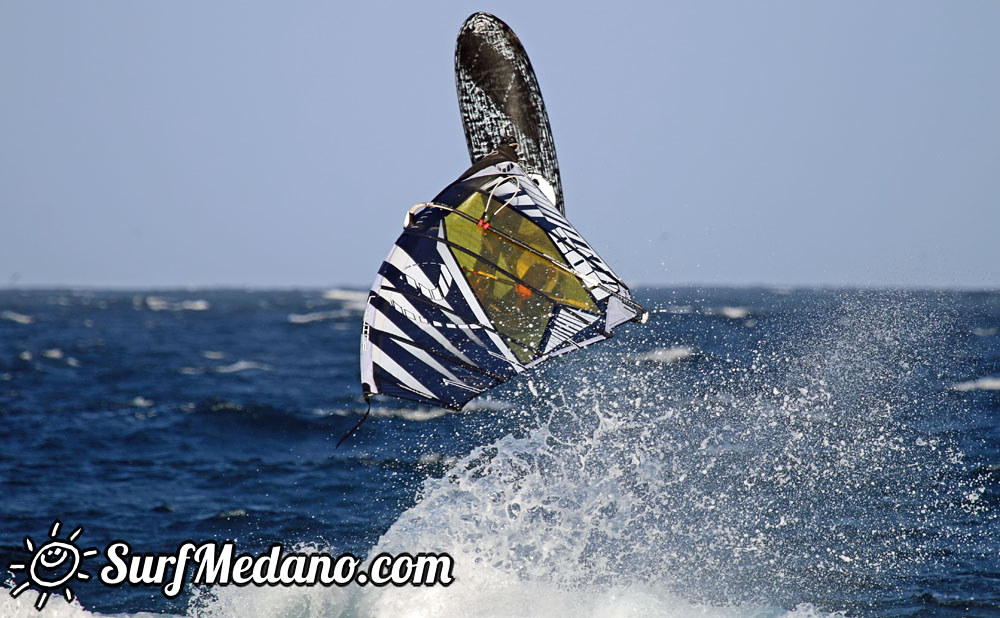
top-left (455, 12), bottom-right (565, 214)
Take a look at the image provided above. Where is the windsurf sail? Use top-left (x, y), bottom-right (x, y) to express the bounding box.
top-left (360, 145), bottom-right (647, 411)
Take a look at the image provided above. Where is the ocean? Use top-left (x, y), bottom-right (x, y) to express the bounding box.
top-left (1, 287), bottom-right (997, 617)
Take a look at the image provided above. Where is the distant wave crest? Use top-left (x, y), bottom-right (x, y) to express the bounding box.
top-left (952, 376), bottom-right (1000, 391)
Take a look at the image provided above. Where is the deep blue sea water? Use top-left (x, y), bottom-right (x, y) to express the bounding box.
top-left (1, 287), bottom-right (998, 617)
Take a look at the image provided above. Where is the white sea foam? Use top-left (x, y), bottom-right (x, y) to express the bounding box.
top-left (350, 293), bottom-right (969, 618)
top-left (0, 586), bottom-right (177, 617)
top-left (288, 310), bottom-right (348, 324)
top-left (317, 406), bottom-right (450, 422)
top-left (952, 376), bottom-right (1000, 391)
top-left (322, 289), bottom-right (368, 304)
top-left (372, 406), bottom-right (453, 422)
top-left (417, 453), bottom-right (450, 468)
top-left (348, 578), bottom-right (840, 618)
top-left (635, 346), bottom-right (697, 364)
top-left (0, 593), bottom-right (96, 618)
top-left (145, 296), bottom-right (211, 312)
top-left (1, 310), bottom-right (34, 324)
top-left (322, 404), bottom-right (448, 421)
top-left (315, 289), bottom-right (367, 313)
top-left (9, 562), bottom-right (838, 618)
top-left (464, 398), bottom-right (512, 411)
top-left (651, 304), bottom-right (692, 315)
top-left (178, 300), bottom-right (210, 311)
top-left (376, 407), bottom-right (448, 422)
top-left (215, 360), bottom-right (271, 373)
top-left (145, 296), bottom-right (171, 311)
top-left (321, 399), bottom-right (508, 423)
top-left (179, 571), bottom-right (839, 618)
top-left (717, 306), bottom-right (751, 319)
top-left (180, 360), bottom-right (272, 375)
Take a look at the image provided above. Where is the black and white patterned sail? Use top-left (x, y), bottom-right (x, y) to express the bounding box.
top-left (360, 147), bottom-right (647, 410)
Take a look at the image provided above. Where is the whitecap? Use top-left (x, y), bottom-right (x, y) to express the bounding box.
top-left (42, 348), bottom-right (64, 360)
top-left (371, 399), bottom-right (507, 420)
top-left (178, 299), bottom-right (210, 311)
top-left (636, 346), bottom-right (698, 364)
top-left (319, 289), bottom-right (368, 313)
top-left (718, 306), bottom-right (751, 319)
top-left (1, 310), bottom-right (34, 324)
top-left (329, 405), bottom-right (454, 422)
top-left (145, 296), bottom-right (171, 311)
top-left (322, 288), bottom-right (368, 302)
top-left (418, 453), bottom-right (449, 467)
top-left (0, 588), bottom-right (102, 618)
top-left (288, 310), bottom-right (347, 324)
top-left (185, 557), bottom-right (841, 618)
top-left (350, 562), bottom-right (844, 618)
top-left (145, 296), bottom-right (210, 311)
top-left (215, 360), bottom-right (271, 373)
top-left (180, 360), bottom-right (271, 375)
top-left (464, 398), bottom-right (513, 411)
top-left (972, 327), bottom-right (997, 337)
top-left (952, 376), bottom-right (1000, 391)
top-left (375, 407), bottom-right (449, 422)
top-left (651, 305), bottom-right (692, 314)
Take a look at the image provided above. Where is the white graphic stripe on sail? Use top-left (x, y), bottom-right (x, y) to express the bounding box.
top-left (386, 245), bottom-right (457, 312)
top-left (377, 289), bottom-right (475, 367)
top-left (370, 305), bottom-right (414, 342)
top-left (370, 342), bottom-right (436, 399)
top-left (544, 307), bottom-right (600, 354)
top-left (526, 332), bottom-right (608, 369)
top-left (518, 175), bottom-right (559, 215)
top-left (392, 336), bottom-right (469, 390)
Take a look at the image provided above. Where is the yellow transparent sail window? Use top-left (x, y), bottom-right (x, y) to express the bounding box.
top-left (445, 191), bottom-right (598, 312)
top-left (443, 190), bottom-right (599, 363)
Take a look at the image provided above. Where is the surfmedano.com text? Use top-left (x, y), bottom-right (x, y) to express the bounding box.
top-left (100, 541), bottom-right (454, 598)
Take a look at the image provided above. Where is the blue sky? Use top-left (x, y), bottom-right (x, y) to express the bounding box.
top-left (1, 1), bottom-right (997, 289)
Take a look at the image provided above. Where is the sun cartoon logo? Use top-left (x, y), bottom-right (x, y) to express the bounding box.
top-left (9, 520), bottom-right (99, 611)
